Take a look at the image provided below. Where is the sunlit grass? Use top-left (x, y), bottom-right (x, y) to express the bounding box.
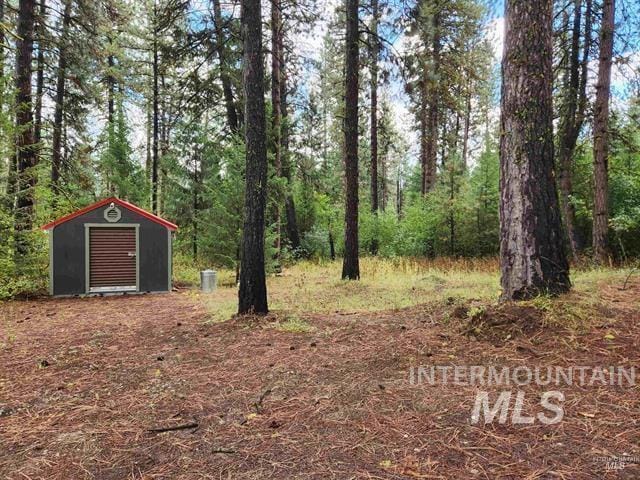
top-left (197, 257), bottom-right (502, 322)
top-left (274, 315), bottom-right (315, 333)
top-left (187, 257), bottom-right (633, 324)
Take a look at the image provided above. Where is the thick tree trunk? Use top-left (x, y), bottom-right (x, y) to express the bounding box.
top-left (51, 0), bottom-right (71, 192)
top-left (238, 0), bottom-right (268, 314)
top-left (34, 0), bottom-right (45, 146)
top-left (14, 0), bottom-right (37, 258)
top-left (341, 0), bottom-right (360, 280)
top-left (212, 0), bottom-right (239, 133)
top-left (499, 0), bottom-right (571, 300)
top-left (592, 0), bottom-right (614, 264)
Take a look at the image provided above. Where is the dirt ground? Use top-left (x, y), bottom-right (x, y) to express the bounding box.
top-left (1, 279), bottom-right (639, 479)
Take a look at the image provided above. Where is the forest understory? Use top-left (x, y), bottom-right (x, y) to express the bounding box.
top-left (1, 261), bottom-right (639, 479)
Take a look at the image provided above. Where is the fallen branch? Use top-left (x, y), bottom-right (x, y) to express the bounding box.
top-left (147, 422), bottom-right (198, 433)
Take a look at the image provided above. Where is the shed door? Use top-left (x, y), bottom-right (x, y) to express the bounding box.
top-left (89, 227), bottom-right (137, 292)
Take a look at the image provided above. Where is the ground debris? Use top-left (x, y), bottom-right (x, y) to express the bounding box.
top-left (1, 284), bottom-right (639, 479)
top-left (460, 303), bottom-right (543, 344)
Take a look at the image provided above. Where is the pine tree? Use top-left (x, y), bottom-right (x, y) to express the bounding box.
top-left (238, 0), bottom-right (268, 314)
top-left (499, 0), bottom-right (570, 300)
top-left (14, 0), bottom-right (37, 259)
top-left (592, 0), bottom-right (615, 264)
top-left (341, 0), bottom-right (360, 280)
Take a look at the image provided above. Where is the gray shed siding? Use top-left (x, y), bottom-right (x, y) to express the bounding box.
top-left (51, 204), bottom-right (171, 296)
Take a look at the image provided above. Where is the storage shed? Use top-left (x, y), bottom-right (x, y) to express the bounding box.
top-left (42, 197), bottom-right (178, 296)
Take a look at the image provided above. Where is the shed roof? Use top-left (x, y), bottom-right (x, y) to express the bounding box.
top-left (41, 197), bottom-right (178, 231)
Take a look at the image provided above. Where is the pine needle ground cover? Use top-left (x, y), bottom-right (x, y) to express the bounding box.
top-left (1, 261), bottom-right (639, 478)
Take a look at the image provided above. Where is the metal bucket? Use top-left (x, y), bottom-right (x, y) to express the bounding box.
top-left (200, 270), bottom-right (217, 292)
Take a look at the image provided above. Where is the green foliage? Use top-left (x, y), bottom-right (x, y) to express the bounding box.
top-left (98, 97), bottom-right (147, 203)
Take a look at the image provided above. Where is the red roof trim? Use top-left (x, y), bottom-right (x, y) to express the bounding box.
top-left (41, 197), bottom-right (178, 231)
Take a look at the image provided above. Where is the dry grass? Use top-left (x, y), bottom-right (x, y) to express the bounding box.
top-left (196, 257), bottom-right (633, 325)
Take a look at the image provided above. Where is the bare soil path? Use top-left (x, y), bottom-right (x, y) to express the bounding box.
top-left (1, 281), bottom-right (639, 479)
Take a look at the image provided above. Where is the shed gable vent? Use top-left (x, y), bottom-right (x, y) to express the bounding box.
top-left (104, 203), bottom-right (122, 223)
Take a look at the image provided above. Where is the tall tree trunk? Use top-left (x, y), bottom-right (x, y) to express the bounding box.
top-left (369, 0), bottom-right (379, 254)
top-left (238, 0), bottom-right (268, 314)
top-left (51, 0), bottom-right (71, 193)
top-left (33, 0), bottom-right (45, 146)
top-left (151, 4), bottom-right (159, 214)
top-left (419, 74), bottom-right (428, 195)
top-left (14, 0), bottom-right (37, 258)
top-left (592, 0), bottom-right (615, 264)
top-left (192, 161), bottom-right (198, 260)
top-left (0, 0), bottom-right (11, 210)
top-left (212, 0), bottom-right (239, 133)
top-left (557, 0), bottom-right (592, 261)
top-left (421, 13), bottom-right (440, 194)
top-left (107, 54), bottom-right (115, 125)
top-left (271, 0), bottom-right (282, 254)
top-left (461, 87), bottom-right (471, 170)
top-left (341, 0), bottom-right (360, 280)
top-left (281, 60), bottom-right (300, 249)
top-left (146, 99), bottom-right (151, 186)
top-left (369, 0), bottom-right (378, 213)
top-left (328, 226), bottom-right (336, 261)
top-left (0, 0), bottom-right (9, 202)
top-left (499, 0), bottom-right (571, 300)
top-left (396, 167), bottom-right (403, 218)
top-left (381, 133), bottom-right (388, 211)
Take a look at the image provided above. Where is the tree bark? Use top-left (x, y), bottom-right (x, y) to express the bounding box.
top-left (107, 54), bottom-right (115, 126)
top-left (212, 0), bottom-right (239, 133)
top-left (461, 88), bottom-right (471, 170)
top-left (151, 2), bottom-right (159, 214)
top-left (0, 0), bottom-right (12, 209)
top-left (271, 0), bottom-right (282, 254)
top-left (14, 0), bottom-right (37, 258)
top-left (329, 227), bottom-right (336, 260)
top-left (51, 0), bottom-right (71, 192)
top-left (341, 0), bottom-right (360, 280)
top-left (369, 0), bottom-right (379, 254)
top-left (592, 0), bottom-right (614, 264)
top-left (34, 0), bottom-right (45, 146)
top-left (192, 160), bottom-right (199, 260)
top-left (499, 0), bottom-right (571, 300)
top-left (238, 0), bottom-right (268, 314)
top-left (421, 12), bottom-right (440, 195)
top-left (369, 0), bottom-right (378, 213)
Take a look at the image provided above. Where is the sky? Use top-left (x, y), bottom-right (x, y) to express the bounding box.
top-left (118, 0), bottom-right (638, 170)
